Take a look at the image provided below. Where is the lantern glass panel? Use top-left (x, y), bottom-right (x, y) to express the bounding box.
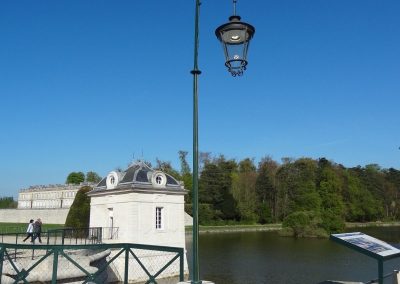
top-left (224, 40), bottom-right (248, 62)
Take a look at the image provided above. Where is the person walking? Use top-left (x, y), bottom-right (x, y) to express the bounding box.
top-left (23, 219), bottom-right (34, 242)
top-left (33, 218), bottom-right (43, 243)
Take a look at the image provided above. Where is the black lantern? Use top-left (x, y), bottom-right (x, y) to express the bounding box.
top-left (215, 1), bottom-right (255, 76)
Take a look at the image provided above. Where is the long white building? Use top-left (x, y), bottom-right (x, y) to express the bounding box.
top-left (18, 183), bottom-right (94, 209)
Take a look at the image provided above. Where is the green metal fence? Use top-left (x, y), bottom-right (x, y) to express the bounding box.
top-left (0, 227), bottom-right (119, 249)
top-left (1, 241), bottom-right (185, 283)
top-left (0, 227), bottom-right (114, 261)
top-left (46, 227), bottom-right (110, 245)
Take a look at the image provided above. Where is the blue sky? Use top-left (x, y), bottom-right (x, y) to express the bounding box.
top-left (1, 0), bottom-right (399, 197)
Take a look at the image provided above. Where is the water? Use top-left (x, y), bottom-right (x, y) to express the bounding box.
top-left (186, 227), bottom-right (400, 284)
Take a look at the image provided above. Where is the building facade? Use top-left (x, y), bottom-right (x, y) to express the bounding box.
top-left (18, 183), bottom-right (93, 209)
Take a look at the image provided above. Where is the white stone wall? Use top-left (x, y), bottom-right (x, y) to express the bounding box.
top-left (0, 208), bottom-right (69, 224)
top-left (89, 190), bottom-right (188, 282)
top-left (90, 192), bottom-right (186, 248)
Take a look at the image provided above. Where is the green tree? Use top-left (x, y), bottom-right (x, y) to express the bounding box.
top-left (256, 157), bottom-right (278, 223)
top-left (199, 162), bottom-right (224, 223)
top-left (317, 159), bottom-right (345, 233)
top-left (238, 158), bottom-right (256, 173)
top-left (198, 156), bottom-right (239, 222)
top-left (65, 186), bottom-right (92, 228)
top-left (179, 150), bottom-right (193, 205)
top-left (343, 170), bottom-right (382, 222)
top-left (276, 158), bottom-right (321, 220)
top-left (155, 158), bottom-right (180, 178)
top-left (199, 152), bottom-right (212, 173)
top-left (232, 158), bottom-right (258, 223)
top-left (66, 172), bottom-right (85, 185)
top-left (199, 163), bottom-right (223, 204)
top-left (385, 168), bottom-right (400, 218)
top-left (178, 150), bottom-right (191, 176)
top-left (215, 156), bottom-right (239, 220)
top-left (86, 171), bottom-right (102, 183)
top-left (0, 197), bottom-right (17, 209)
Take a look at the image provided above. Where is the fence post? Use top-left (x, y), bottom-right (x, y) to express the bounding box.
top-left (124, 246), bottom-right (129, 284)
top-left (15, 233), bottom-right (18, 260)
top-left (46, 232), bottom-right (50, 254)
top-left (52, 248), bottom-right (59, 284)
top-left (32, 243), bottom-right (35, 260)
top-left (0, 247), bottom-right (4, 278)
top-left (179, 249), bottom-right (184, 282)
top-left (378, 259), bottom-right (383, 284)
top-left (32, 233), bottom-right (36, 260)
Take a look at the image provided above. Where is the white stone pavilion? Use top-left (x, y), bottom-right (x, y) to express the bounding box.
top-left (88, 161), bottom-right (189, 281)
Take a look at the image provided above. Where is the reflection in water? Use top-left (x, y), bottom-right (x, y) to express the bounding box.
top-left (186, 227), bottom-right (400, 284)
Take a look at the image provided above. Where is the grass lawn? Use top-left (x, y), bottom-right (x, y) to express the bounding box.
top-left (0, 222), bottom-right (63, 233)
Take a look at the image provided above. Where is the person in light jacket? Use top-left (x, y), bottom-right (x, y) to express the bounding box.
top-left (23, 219), bottom-right (34, 242)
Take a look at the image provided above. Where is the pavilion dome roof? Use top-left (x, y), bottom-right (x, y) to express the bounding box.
top-left (94, 160), bottom-right (184, 192)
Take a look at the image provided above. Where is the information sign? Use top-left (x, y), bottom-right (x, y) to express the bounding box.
top-left (331, 232), bottom-right (400, 284)
top-left (331, 232), bottom-right (400, 258)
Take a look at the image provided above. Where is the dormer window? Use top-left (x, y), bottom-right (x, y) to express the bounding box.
top-left (106, 171), bottom-right (119, 190)
top-left (151, 171), bottom-right (167, 188)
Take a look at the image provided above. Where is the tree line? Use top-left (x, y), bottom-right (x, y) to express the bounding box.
top-left (0, 197), bottom-right (17, 209)
top-left (66, 171), bottom-right (102, 185)
top-left (3, 156), bottom-right (399, 237)
top-left (157, 152), bottom-right (400, 236)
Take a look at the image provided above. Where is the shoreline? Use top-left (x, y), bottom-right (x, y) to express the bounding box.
top-left (185, 221), bottom-right (400, 234)
top-left (345, 221), bottom-right (400, 228)
top-left (186, 224), bottom-right (282, 234)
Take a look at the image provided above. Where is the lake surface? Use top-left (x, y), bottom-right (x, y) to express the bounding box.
top-left (185, 227), bottom-right (400, 284)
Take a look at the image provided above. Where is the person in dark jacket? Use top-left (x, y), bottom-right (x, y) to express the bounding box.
top-left (33, 218), bottom-right (43, 243)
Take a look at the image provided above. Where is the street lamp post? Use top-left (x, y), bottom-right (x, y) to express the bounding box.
top-left (190, 0), bottom-right (255, 283)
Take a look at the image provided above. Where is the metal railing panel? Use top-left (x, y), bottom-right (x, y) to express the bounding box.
top-left (0, 239), bottom-right (186, 283)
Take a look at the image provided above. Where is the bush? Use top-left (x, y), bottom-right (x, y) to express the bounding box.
top-left (321, 210), bottom-right (345, 233)
top-left (258, 203), bottom-right (273, 224)
top-left (283, 211), bottom-right (327, 238)
top-left (65, 186), bottom-right (92, 228)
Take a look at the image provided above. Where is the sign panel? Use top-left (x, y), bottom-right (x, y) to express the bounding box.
top-left (331, 232), bottom-right (400, 258)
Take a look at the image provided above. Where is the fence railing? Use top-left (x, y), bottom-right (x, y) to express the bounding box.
top-left (0, 227), bottom-right (119, 246)
top-left (0, 241), bottom-right (185, 283)
top-left (47, 227), bottom-right (108, 245)
top-left (0, 227), bottom-right (120, 261)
